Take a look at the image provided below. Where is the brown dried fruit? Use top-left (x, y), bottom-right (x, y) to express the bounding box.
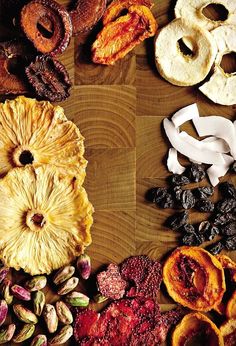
top-left (92, 5), bottom-right (157, 65)
top-left (103, 0), bottom-right (153, 25)
top-left (25, 55), bottom-right (71, 102)
top-left (220, 319), bottom-right (236, 346)
top-left (70, 0), bottom-right (107, 35)
top-left (20, 0), bottom-right (72, 56)
top-left (226, 291), bottom-right (236, 319)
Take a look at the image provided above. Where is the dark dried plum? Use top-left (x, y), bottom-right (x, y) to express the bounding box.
top-left (169, 174), bottom-right (190, 186)
top-left (198, 221), bottom-right (219, 241)
top-left (207, 241), bottom-right (224, 255)
top-left (213, 212), bottom-right (236, 226)
top-left (159, 193), bottom-right (174, 209)
top-left (186, 163), bottom-right (206, 183)
top-left (221, 222), bottom-right (236, 236)
top-left (181, 224), bottom-right (195, 233)
top-left (180, 190), bottom-right (195, 210)
top-left (216, 199), bottom-right (236, 213)
top-left (145, 187), bottom-right (168, 203)
top-left (21, 0), bottom-right (72, 56)
top-left (166, 211), bottom-right (188, 231)
top-left (219, 182), bottom-right (236, 199)
top-left (181, 231), bottom-right (204, 246)
top-left (193, 186), bottom-right (214, 199)
top-left (195, 199), bottom-right (214, 212)
top-left (25, 55), bottom-right (71, 102)
top-left (224, 236), bottom-right (236, 251)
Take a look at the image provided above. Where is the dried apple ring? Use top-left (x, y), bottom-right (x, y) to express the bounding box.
top-left (92, 5), bottom-right (157, 65)
top-left (70, 0), bottom-right (107, 35)
top-left (103, 0), bottom-right (153, 25)
top-left (155, 18), bottom-right (217, 86)
top-left (20, 0), bottom-right (72, 56)
top-left (25, 55), bottom-right (71, 102)
top-left (199, 25), bottom-right (236, 105)
top-left (175, 0), bottom-right (236, 31)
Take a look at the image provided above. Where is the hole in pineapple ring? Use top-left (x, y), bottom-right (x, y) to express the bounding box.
top-left (12, 146), bottom-right (35, 167)
top-left (19, 150), bottom-right (34, 165)
top-left (26, 210), bottom-right (46, 232)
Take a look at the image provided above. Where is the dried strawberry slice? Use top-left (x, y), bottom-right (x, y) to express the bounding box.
top-left (97, 263), bottom-right (127, 300)
top-left (70, 0), bottom-right (107, 35)
top-left (25, 55), bottom-right (71, 102)
top-left (74, 309), bottom-right (101, 341)
top-left (80, 337), bottom-right (110, 346)
top-left (20, 0), bottom-right (72, 56)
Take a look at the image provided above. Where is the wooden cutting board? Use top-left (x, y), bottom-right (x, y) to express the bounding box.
top-left (2, 0), bottom-right (236, 344)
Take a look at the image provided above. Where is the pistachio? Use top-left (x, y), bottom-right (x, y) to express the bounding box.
top-left (30, 334), bottom-right (47, 346)
top-left (0, 267), bottom-right (9, 284)
top-left (13, 323), bottom-right (35, 343)
top-left (0, 324), bottom-right (15, 344)
top-left (53, 265), bottom-right (75, 285)
top-left (33, 291), bottom-right (45, 316)
top-left (25, 276), bottom-right (47, 292)
top-left (57, 277), bottom-right (79, 295)
top-left (13, 304), bottom-right (38, 324)
top-left (55, 301), bottom-right (73, 325)
top-left (0, 300), bottom-right (8, 326)
top-left (77, 254), bottom-right (91, 280)
top-left (11, 284), bottom-right (31, 301)
top-left (49, 325), bottom-right (73, 345)
top-left (93, 293), bottom-right (108, 304)
top-left (0, 279), bottom-right (13, 304)
top-left (43, 304), bottom-right (58, 334)
top-left (65, 291), bottom-right (89, 307)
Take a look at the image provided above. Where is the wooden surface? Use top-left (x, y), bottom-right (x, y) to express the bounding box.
top-left (4, 0), bottom-right (236, 344)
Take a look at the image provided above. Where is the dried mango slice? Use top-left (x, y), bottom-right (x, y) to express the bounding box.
top-left (92, 5), bottom-right (157, 65)
top-left (103, 0), bottom-right (153, 25)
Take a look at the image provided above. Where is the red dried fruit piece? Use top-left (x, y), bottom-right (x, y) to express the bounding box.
top-left (103, 0), bottom-right (153, 25)
top-left (97, 263), bottom-right (127, 300)
top-left (70, 0), bottom-right (107, 35)
top-left (80, 337), bottom-right (110, 346)
top-left (20, 0), bottom-right (72, 56)
top-left (25, 55), bottom-right (71, 102)
top-left (120, 255), bottom-right (162, 299)
top-left (0, 40), bottom-right (35, 95)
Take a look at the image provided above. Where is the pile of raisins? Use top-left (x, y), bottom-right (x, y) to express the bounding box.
top-left (146, 163), bottom-right (236, 255)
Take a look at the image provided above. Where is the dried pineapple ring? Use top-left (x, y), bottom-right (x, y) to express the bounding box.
top-left (0, 165), bottom-right (94, 275)
top-left (175, 0), bottom-right (236, 31)
top-left (199, 25), bottom-right (236, 105)
top-left (0, 96), bottom-right (87, 184)
top-left (155, 18), bottom-right (217, 86)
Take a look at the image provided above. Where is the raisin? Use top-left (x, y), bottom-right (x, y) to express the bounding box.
top-left (145, 187), bottom-right (168, 203)
top-left (216, 199), bottom-right (236, 213)
top-left (207, 241), bottom-right (224, 255)
top-left (193, 186), bottom-right (214, 199)
top-left (169, 174), bottom-right (190, 186)
top-left (172, 186), bottom-right (182, 202)
top-left (25, 55), bottom-right (71, 102)
top-left (198, 221), bottom-right (219, 241)
top-left (166, 211), bottom-right (189, 231)
top-left (180, 190), bottom-right (195, 210)
top-left (159, 193), bottom-right (174, 208)
top-left (219, 182), bottom-right (236, 199)
top-left (180, 224), bottom-right (195, 233)
top-left (213, 212), bottom-right (236, 226)
top-left (221, 222), bottom-right (236, 236)
top-left (224, 236), bottom-right (236, 251)
top-left (186, 163), bottom-right (206, 183)
top-left (195, 199), bottom-right (214, 212)
top-left (21, 0), bottom-right (72, 56)
top-left (181, 231), bottom-right (204, 246)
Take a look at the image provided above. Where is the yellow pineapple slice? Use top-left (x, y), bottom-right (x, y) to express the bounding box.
top-left (0, 165), bottom-right (94, 275)
top-left (0, 96), bottom-right (87, 184)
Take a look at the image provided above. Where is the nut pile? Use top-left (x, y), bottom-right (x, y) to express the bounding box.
top-left (146, 163), bottom-right (236, 254)
top-left (0, 254), bottom-right (91, 344)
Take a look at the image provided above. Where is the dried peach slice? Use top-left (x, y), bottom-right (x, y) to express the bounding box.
top-left (20, 0), bottom-right (72, 56)
top-left (92, 5), bottom-right (157, 65)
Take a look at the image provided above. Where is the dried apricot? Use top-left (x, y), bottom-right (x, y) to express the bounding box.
top-left (20, 0), bottom-right (72, 56)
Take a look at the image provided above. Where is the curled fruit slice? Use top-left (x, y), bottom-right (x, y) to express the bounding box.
top-left (20, 0), bottom-right (72, 56)
top-left (0, 164), bottom-right (93, 275)
top-left (220, 319), bottom-right (236, 346)
top-left (216, 254), bottom-right (236, 282)
top-left (0, 96), bottom-right (87, 183)
top-left (70, 0), bottom-right (107, 35)
top-left (92, 5), bottom-right (157, 65)
top-left (103, 0), bottom-right (153, 25)
top-left (172, 312), bottom-right (224, 346)
top-left (163, 246), bottom-right (226, 311)
top-left (25, 55), bottom-right (71, 102)
top-left (226, 291), bottom-right (236, 319)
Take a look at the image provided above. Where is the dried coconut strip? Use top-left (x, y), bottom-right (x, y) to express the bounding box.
top-left (167, 148), bottom-right (185, 174)
top-left (207, 154), bottom-right (234, 187)
top-left (163, 118), bottom-right (225, 165)
top-left (171, 103), bottom-right (199, 128)
top-left (193, 116), bottom-right (236, 159)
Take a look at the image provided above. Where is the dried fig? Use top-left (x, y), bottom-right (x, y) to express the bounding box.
top-left (70, 0), bottom-right (107, 35)
top-left (20, 0), bottom-right (72, 56)
top-left (25, 55), bottom-right (71, 102)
